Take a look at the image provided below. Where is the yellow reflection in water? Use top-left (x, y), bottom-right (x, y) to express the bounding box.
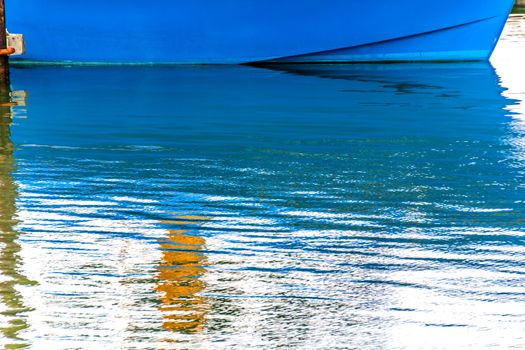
top-left (156, 215), bottom-right (209, 335)
top-left (0, 82), bottom-right (32, 349)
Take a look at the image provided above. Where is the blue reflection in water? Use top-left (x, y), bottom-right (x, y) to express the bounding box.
top-left (1, 41), bottom-right (525, 349)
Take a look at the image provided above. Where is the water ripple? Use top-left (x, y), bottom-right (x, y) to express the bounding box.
top-left (0, 16), bottom-right (525, 350)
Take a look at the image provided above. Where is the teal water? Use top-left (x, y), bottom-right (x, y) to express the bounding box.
top-left (1, 17), bottom-right (525, 350)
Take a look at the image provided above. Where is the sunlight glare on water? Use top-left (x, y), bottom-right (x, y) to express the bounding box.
top-left (0, 15), bottom-right (525, 350)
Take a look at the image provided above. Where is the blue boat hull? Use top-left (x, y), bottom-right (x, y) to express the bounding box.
top-left (5, 0), bottom-right (515, 64)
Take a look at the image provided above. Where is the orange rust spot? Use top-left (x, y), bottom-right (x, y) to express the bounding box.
top-left (0, 48), bottom-right (15, 56)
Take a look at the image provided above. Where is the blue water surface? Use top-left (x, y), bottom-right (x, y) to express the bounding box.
top-left (1, 16), bottom-right (525, 350)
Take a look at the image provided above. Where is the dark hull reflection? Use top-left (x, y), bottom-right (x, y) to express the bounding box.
top-left (268, 62), bottom-right (507, 101)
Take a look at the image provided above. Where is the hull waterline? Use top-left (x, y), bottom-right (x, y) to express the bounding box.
top-left (5, 0), bottom-right (516, 64)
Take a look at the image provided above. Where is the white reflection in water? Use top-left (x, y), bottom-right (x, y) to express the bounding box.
top-left (492, 14), bottom-right (525, 163)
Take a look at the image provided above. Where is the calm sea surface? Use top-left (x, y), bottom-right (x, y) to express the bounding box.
top-left (1, 16), bottom-right (525, 350)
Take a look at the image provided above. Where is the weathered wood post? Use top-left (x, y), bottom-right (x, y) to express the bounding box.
top-left (0, 0), bottom-right (10, 172)
top-left (0, 0), bottom-right (9, 83)
top-left (0, 0), bottom-right (12, 169)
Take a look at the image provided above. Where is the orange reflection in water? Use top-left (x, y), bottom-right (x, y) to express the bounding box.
top-left (156, 216), bottom-right (209, 334)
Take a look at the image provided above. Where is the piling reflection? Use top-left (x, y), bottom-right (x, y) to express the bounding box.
top-left (156, 215), bottom-right (209, 336)
top-left (0, 79), bottom-right (31, 348)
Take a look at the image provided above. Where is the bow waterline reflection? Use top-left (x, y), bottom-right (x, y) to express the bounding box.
top-left (2, 23), bottom-right (525, 348)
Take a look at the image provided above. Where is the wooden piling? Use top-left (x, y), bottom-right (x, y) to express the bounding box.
top-left (0, 0), bottom-right (9, 84)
